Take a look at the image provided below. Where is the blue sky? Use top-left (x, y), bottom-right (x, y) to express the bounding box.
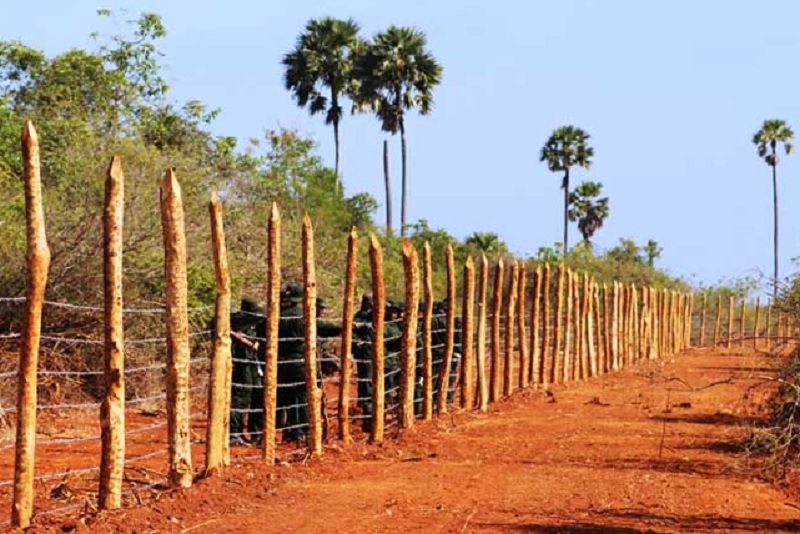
top-left (3, 1), bottom-right (799, 291)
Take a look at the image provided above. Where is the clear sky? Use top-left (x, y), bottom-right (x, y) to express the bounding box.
top-left (3, 1), bottom-right (799, 291)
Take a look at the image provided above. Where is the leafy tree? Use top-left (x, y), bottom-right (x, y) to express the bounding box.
top-left (606, 238), bottom-right (643, 265)
top-left (465, 231), bottom-right (508, 256)
top-left (540, 126), bottom-right (593, 256)
top-left (753, 119), bottom-right (794, 298)
top-left (567, 181), bottom-right (609, 248)
top-left (354, 26), bottom-right (442, 237)
top-left (643, 239), bottom-right (662, 267)
top-left (282, 17), bottom-right (362, 185)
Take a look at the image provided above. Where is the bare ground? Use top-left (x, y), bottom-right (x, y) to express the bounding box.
top-left (18, 345), bottom-right (800, 533)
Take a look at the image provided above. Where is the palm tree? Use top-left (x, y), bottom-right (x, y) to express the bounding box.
top-left (753, 119), bottom-right (794, 297)
top-left (540, 126), bottom-right (593, 255)
top-left (567, 181), bottom-right (609, 248)
top-left (282, 17), bottom-right (362, 188)
top-left (643, 239), bottom-right (662, 267)
top-left (465, 231), bottom-right (507, 255)
top-left (353, 26), bottom-right (443, 236)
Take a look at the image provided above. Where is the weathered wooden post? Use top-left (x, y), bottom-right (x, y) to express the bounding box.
top-left (262, 204), bottom-right (281, 461)
top-left (421, 242), bottom-right (434, 420)
top-left (489, 259), bottom-right (504, 402)
top-left (517, 264), bottom-right (529, 388)
top-left (630, 285), bottom-right (639, 364)
top-left (302, 215), bottom-right (323, 455)
top-left (726, 295), bottom-right (734, 349)
top-left (591, 280), bottom-right (602, 375)
top-left (738, 298), bottom-right (746, 348)
top-left (585, 276), bottom-right (596, 377)
top-left (571, 272), bottom-right (582, 381)
top-left (686, 293), bottom-right (694, 349)
top-left (99, 156), bottom-right (126, 508)
top-left (713, 295), bottom-right (722, 348)
top-left (206, 193), bottom-right (233, 470)
top-left (436, 244), bottom-right (456, 415)
top-left (554, 264), bottom-right (565, 383)
top-left (611, 283), bottom-right (620, 370)
top-left (476, 255), bottom-right (489, 411)
top-left (504, 261), bottom-right (518, 396)
top-left (541, 264), bottom-right (552, 385)
top-left (766, 303), bottom-right (773, 350)
top-left (400, 239), bottom-right (419, 428)
top-left (12, 120), bottom-right (51, 529)
top-left (160, 169), bottom-right (193, 488)
top-left (530, 266), bottom-right (542, 386)
top-left (460, 257), bottom-right (475, 409)
top-left (563, 268), bottom-right (574, 382)
top-left (698, 293), bottom-right (707, 347)
top-left (338, 227), bottom-right (357, 440)
top-left (602, 284), bottom-right (611, 371)
top-left (753, 297), bottom-right (761, 349)
top-left (369, 235), bottom-right (386, 441)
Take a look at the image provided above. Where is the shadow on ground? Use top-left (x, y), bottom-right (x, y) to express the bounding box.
top-left (475, 510), bottom-right (800, 532)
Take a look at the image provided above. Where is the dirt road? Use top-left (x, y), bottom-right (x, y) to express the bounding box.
top-left (35, 347), bottom-right (800, 533)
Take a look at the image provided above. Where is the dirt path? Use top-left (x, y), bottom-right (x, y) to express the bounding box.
top-left (35, 347), bottom-right (800, 533)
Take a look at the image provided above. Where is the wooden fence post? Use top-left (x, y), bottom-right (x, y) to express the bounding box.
top-left (400, 240), bottom-right (419, 428)
top-left (160, 169), bottom-right (193, 488)
top-left (461, 257), bottom-right (476, 409)
top-left (99, 156), bottom-right (126, 509)
top-left (592, 280), bottom-right (603, 375)
top-left (436, 244), bottom-right (455, 415)
top-left (753, 297), bottom-right (761, 349)
top-left (738, 298), bottom-right (746, 348)
top-left (585, 276), bottom-right (596, 378)
top-left (338, 227), bottom-right (357, 440)
top-left (699, 293), bottom-right (707, 347)
top-left (12, 120), bottom-right (51, 528)
top-left (369, 235), bottom-right (386, 441)
top-left (602, 284), bottom-right (611, 371)
top-left (262, 204), bottom-right (281, 462)
top-left (517, 264), bottom-right (529, 388)
top-left (541, 264), bottom-right (552, 386)
top-left (489, 259), bottom-right (504, 402)
top-left (207, 193), bottom-right (233, 470)
top-left (554, 265), bottom-right (565, 383)
top-left (686, 293), bottom-right (694, 349)
top-left (766, 303), bottom-right (773, 350)
top-left (530, 266), bottom-right (542, 386)
top-left (564, 269), bottom-right (574, 382)
top-left (504, 261), bottom-right (518, 396)
top-left (571, 272), bottom-right (582, 381)
top-left (713, 295), bottom-right (722, 348)
top-left (726, 296), bottom-right (734, 349)
top-left (421, 242), bottom-right (434, 420)
top-left (301, 215), bottom-right (323, 455)
top-left (476, 256), bottom-right (489, 411)
top-left (611, 283), bottom-right (620, 370)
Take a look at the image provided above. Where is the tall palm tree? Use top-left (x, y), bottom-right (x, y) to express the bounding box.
top-left (753, 119), bottom-right (794, 297)
top-left (353, 26), bottom-right (443, 236)
top-left (540, 126), bottom-right (593, 255)
top-left (282, 17), bottom-right (362, 188)
top-left (567, 181), bottom-right (609, 248)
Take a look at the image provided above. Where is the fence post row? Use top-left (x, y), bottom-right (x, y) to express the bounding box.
top-left (8, 119), bottom-right (764, 530)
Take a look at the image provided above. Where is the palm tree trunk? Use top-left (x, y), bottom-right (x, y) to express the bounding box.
top-left (334, 119), bottom-right (341, 192)
top-left (772, 158), bottom-right (779, 299)
top-left (400, 119), bottom-right (408, 237)
top-left (384, 140), bottom-right (393, 236)
top-left (563, 168), bottom-right (570, 256)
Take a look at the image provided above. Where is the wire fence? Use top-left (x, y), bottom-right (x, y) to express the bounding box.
top-left (2, 278), bottom-right (793, 528)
